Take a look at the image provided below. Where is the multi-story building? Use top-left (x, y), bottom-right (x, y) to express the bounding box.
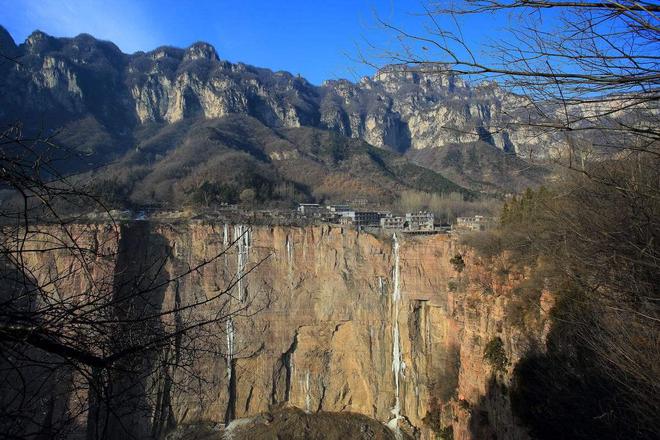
top-left (297, 203), bottom-right (324, 216)
top-left (455, 215), bottom-right (495, 231)
top-left (340, 211), bottom-right (388, 227)
top-left (326, 204), bottom-right (351, 214)
top-left (380, 214), bottom-right (407, 229)
top-left (380, 211), bottom-right (435, 231)
top-left (407, 212), bottom-right (434, 231)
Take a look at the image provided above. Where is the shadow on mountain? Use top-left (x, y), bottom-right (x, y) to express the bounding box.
top-left (464, 375), bottom-right (520, 440)
top-left (84, 115), bottom-right (469, 209)
top-left (406, 141), bottom-right (547, 193)
top-left (87, 222), bottom-right (175, 440)
top-left (0, 259), bottom-right (81, 439)
top-left (467, 304), bottom-right (659, 440)
top-left (507, 318), bottom-right (658, 440)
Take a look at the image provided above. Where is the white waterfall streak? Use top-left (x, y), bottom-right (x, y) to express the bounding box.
top-left (225, 224), bottom-right (233, 385)
top-left (286, 235), bottom-right (293, 264)
top-left (226, 225), bottom-right (250, 388)
top-left (388, 233), bottom-right (404, 438)
top-left (392, 234), bottom-right (401, 303)
top-left (304, 370), bottom-right (312, 413)
top-left (234, 225), bottom-right (250, 302)
top-left (226, 317), bottom-right (234, 380)
top-left (286, 234), bottom-right (293, 262)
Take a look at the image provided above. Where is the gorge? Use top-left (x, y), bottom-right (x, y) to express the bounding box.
top-left (2, 11), bottom-right (656, 439)
top-left (0, 26), bottom-right (548, 196)
top-left (12, 221), bottom-right (551, 439)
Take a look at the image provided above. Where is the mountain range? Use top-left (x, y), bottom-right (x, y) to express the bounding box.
top-left (0, 26), bottom-right (549, 208)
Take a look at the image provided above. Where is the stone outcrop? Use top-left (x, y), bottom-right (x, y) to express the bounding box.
top-left (18, 222), bottom-right (552, 439)
top-left (0, 27), bottom-right (556, 159)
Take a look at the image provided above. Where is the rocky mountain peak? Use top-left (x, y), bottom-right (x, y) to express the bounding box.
top-left (149, 46), bottom-right (185, 61)
top-left (25, 29), bottom-right (55, 53)
top-left (0, 25), bottom-right (17, 55)
top-left (183, 42), bottom-right (219, 61)
top-left (0, 28), bottom-right (552, 191)
top-left (371, 63), bottom-right (468, 95)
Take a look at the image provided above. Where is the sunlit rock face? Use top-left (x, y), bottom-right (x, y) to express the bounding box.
top-left (21, 222), bottom-right (551, 439)
top-left (0, 27), bottom-right (557, 159)
top-left (160, 223), bottom-right (453, 436)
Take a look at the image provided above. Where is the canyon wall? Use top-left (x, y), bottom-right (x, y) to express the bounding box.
top-left (20, 222), bottom-right (552, 439)
top-left (1, 27), bottom-right (560, 159)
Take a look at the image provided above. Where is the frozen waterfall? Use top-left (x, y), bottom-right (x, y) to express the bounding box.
top-left (226, 317), bottom-right (234, 381)
top-left (304, 370), bottom-right (312, 413)
top-left (286, 234), bottom-right (293, 262)
top-left (388, 233), bottom-right (405, 438)
top-left (233, 225), bottom-right (250, 302)
top-left (225, 224), bottom-right (251, 421)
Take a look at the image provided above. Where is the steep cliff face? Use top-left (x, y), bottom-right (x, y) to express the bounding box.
top-left (319, 70), bottom-right (517, 154)
top-left (21, 222), bottom-right (550, 439)
top-left (0, 27), bottom-right (553, 161)
top-left (0, 27), bottom-right (556, 191)
top-left (157, 223), bottom-right (454, 436)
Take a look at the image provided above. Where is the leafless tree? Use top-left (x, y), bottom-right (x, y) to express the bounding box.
top-left (362, 0), bottom-right (658, 163)
top-left (0, 123), bottom-right (270, 439)
top-left (364, 1), bottom-right (659, 437)
top-left (497, 164), bottom-right (660, 438)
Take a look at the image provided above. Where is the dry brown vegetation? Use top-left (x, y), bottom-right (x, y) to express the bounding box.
top-left (462, 157), bottom-right (659, 439)
top-left (82, 116), bottom-right (469, 210)
top-left (395, 190), bottom-right (500, 223)
top-left (376, 4), bottom-right (660, 432)
top-left (0, 126), bottom-right (270, 439)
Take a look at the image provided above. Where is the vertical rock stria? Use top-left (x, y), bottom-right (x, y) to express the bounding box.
top-left (226, 225), bottom-right (251, 423)
top-left (19, 223), bottom-right (550, 439)
top-left (388, 233), bottom-right (405, 438)
top-left (233, 225), bottom-right (250, 302)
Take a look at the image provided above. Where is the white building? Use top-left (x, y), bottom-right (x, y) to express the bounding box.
top-left (407, 212), bottom-right (434, 231)
top-left (297, 203), bottom-right (324, 216)
top-left (326, 204), bottom-right (351, 213)
top-left (380, 212), bottom-right (435, 231)
top-left (340, 211), bottom-right (388, 227)
top-left (380, 214), bottom-right (406, 229)
top-left (455, 215), bottom-right (495, 231)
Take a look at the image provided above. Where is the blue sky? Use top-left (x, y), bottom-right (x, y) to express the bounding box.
top-left (1, 0), bottom-right (505, 84)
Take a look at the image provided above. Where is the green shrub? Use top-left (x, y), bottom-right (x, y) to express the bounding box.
top-left (458, 398), bottom-right (471, 411)
top-left (484, 337), bottom-right (508, 373)
top-left (439, 425), bottom-right (454, 440)
top-left (422, 397), bottom-right (442, 433)
top-left (450, 254), bottom-right (465, 273)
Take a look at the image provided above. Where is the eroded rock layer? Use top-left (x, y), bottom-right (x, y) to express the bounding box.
top-left (18, 222), bottom-right (551, 439)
